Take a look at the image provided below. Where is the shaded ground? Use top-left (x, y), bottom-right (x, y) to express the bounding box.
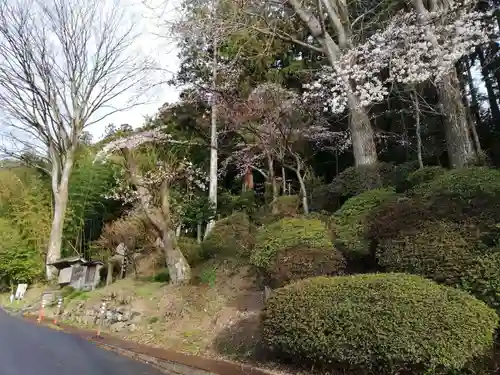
top-left (0, 309), bottom-right (167, 375)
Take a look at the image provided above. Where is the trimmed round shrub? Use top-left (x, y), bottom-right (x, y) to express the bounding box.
top-left (392, 160), bottom-right (420, 191)
top-left (250, 217), bottom-right (333, 272)
top-left (412, 167), bottom-right (500, 199)
top-left (410, 167), bottom-right (500, 224)
top-left (309, 184), bottom-right (341, 213)
top-left (368, 197), bottom-right (433, 242)
top-left (376, 220), bottom-right (488, 285)
top-left (177, 237), bottom-right (203, 266)
top-left (329, 162), bottom-right (395, 198)
top-left (218, 190), bottom-right (259, 218)
top-left (406, 166), bottom-right (446, 189)
top-left (201, 212), bottom-right (254, 258)
top-left (261, 273), bottom-right (498, 373)
top-left (333, 188), bottom-right (398, 257)
top-left (254, 196), bottom-right (302, 226)
top-left (370, 195), bottom-right (500, 312)
top-left (460, 251), bottom-right (500, 312)
top-left (274, 195), bottom-right (300, 217)
top-left (270, 245), bottom-right (345, 288)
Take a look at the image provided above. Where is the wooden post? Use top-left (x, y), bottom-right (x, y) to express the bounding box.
top-left (37, 298), bottom-right (46, 323)
top-left (96, 301), bottom-right (106, 337)
top-left (53, 297), bottom-right (63, 325)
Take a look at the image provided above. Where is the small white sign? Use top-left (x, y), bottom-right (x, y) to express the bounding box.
top-left (14, 284), bottom-right (28, 300)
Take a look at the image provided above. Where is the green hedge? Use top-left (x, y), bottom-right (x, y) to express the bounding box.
top-left (406, 166), bottom-right (446, 189)
top-left (274, 195), bottom-right (300, 217)
top-left (177, 237), bottom-right (203, 266)
top-left (250, 217), bottom-right (333, 272)
top-left (201, 212), bottom-right (254, 258)
top-left (376, 220), bottom-right (487, 285)
top-left (261, 273), bottom-right (498, 373)
top-left (375, 218), bottom-right (500, 312)
top-left (270, 245), bottom-right (345, 288)
top-left (412, 167), bottom-right (500, 199)
top-left (460, 251), bottom-right (500, 312)
top-left (410, 167), bottom-right (500, 224)
top-left (329, 162), bottom-right (395, 197)
top-left (333, 188), bottom-right (398, 257)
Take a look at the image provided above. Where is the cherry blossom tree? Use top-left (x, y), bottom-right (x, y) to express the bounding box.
top-left (222, 0), bottom-right (391, 167)
top-left (96, 128), bottom-right (207, 284)
top-left (302, 0), bottom-right (492, 167)
top-left (222, 83), bottom-right (346, 213)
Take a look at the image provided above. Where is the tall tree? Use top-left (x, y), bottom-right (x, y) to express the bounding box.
top-left (227, 0), bottom-right (398, 166)
top-left (96, 127), bottom-right (207, 283)
top-left (0, 0), bottom-right (150, 279)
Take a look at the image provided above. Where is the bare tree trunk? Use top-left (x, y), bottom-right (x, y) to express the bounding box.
top-left (281, 166), bottom-right (286, 195)
top-left (437, 71), bottom-right (476, 167)
top-left (159, 184), bottom-right (190, 284)
top-left (289, 155), bottom-right (309, 214)
top-left (197, 222), bottom-right (202, 244)
top-left (460, 58), bottom-right (483, 155)
top-left (286, 0), bottom-right (378, 167)
top-left (161, 229), bottom-right (191, 284)
top-left (412, 0), bottom-right (475, 167)
top-left (476, 46), bottom-right (500, 127)
top-left (106, 261), bottom-right (113, 286)
top-left (464, 57), bottom-right (483, 131)
top-left (46, 155), bottom-right (74, 280)
top-left (410, 89), bottom-right (424, 168)
top-left (267, 155), bottom-right (278, 213)
top-left (205, 7), bottom-right (218, 238)
top-left (297, 173), bottom-right (309, 214)
top-left (346, 91), bottom-right (378, 165)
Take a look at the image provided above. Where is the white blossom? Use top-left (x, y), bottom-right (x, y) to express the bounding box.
top-left (303, 3), bottom-right (492, 113)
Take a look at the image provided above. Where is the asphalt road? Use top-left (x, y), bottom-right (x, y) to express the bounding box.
top-left (0, 309), bottom-right (167, 375)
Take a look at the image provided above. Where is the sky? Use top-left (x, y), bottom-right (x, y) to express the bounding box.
top-left (86, 0), bottom-right (182, 141)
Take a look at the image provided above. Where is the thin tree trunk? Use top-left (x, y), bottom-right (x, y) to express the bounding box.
top-left (297, 173), bottom-right (309, 214)
top-left (464, 57), bottom-right (483, 132)
top-left (197, 222), bottom-right (202, 244)
top-left (205, 3), bottom-right (218, 238)
top-left (106, 261), bottom-right (113, 286)
top-left (46, 155), bottom-right (74, 280)
top-left (289, 155), bottom-right (309, 214)
top-left (476, 46), bottom-right (500, 126)
top-left (267, 155), bottom-right (278, 213)
top-left (464, 57), bottom-right (483, 154)
top-left (281, 166), bottom-right (286, 195)
top-left (410, 89), bottom-right (424, 169)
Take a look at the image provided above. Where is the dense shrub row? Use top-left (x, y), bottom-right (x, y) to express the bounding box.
top-left (333, 187), bottom-right (397, 259)
top-left (201, 212), bottom-right (254, 258)
top-left (204, 166), bottom-right (500, 374)
top-left (250, 217), bottom-right (344, 287)
top-left (368, 167), bottom-right (500, 310)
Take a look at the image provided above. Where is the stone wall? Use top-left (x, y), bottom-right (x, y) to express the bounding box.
top-left (61, 301), bottom-right (144, 333)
